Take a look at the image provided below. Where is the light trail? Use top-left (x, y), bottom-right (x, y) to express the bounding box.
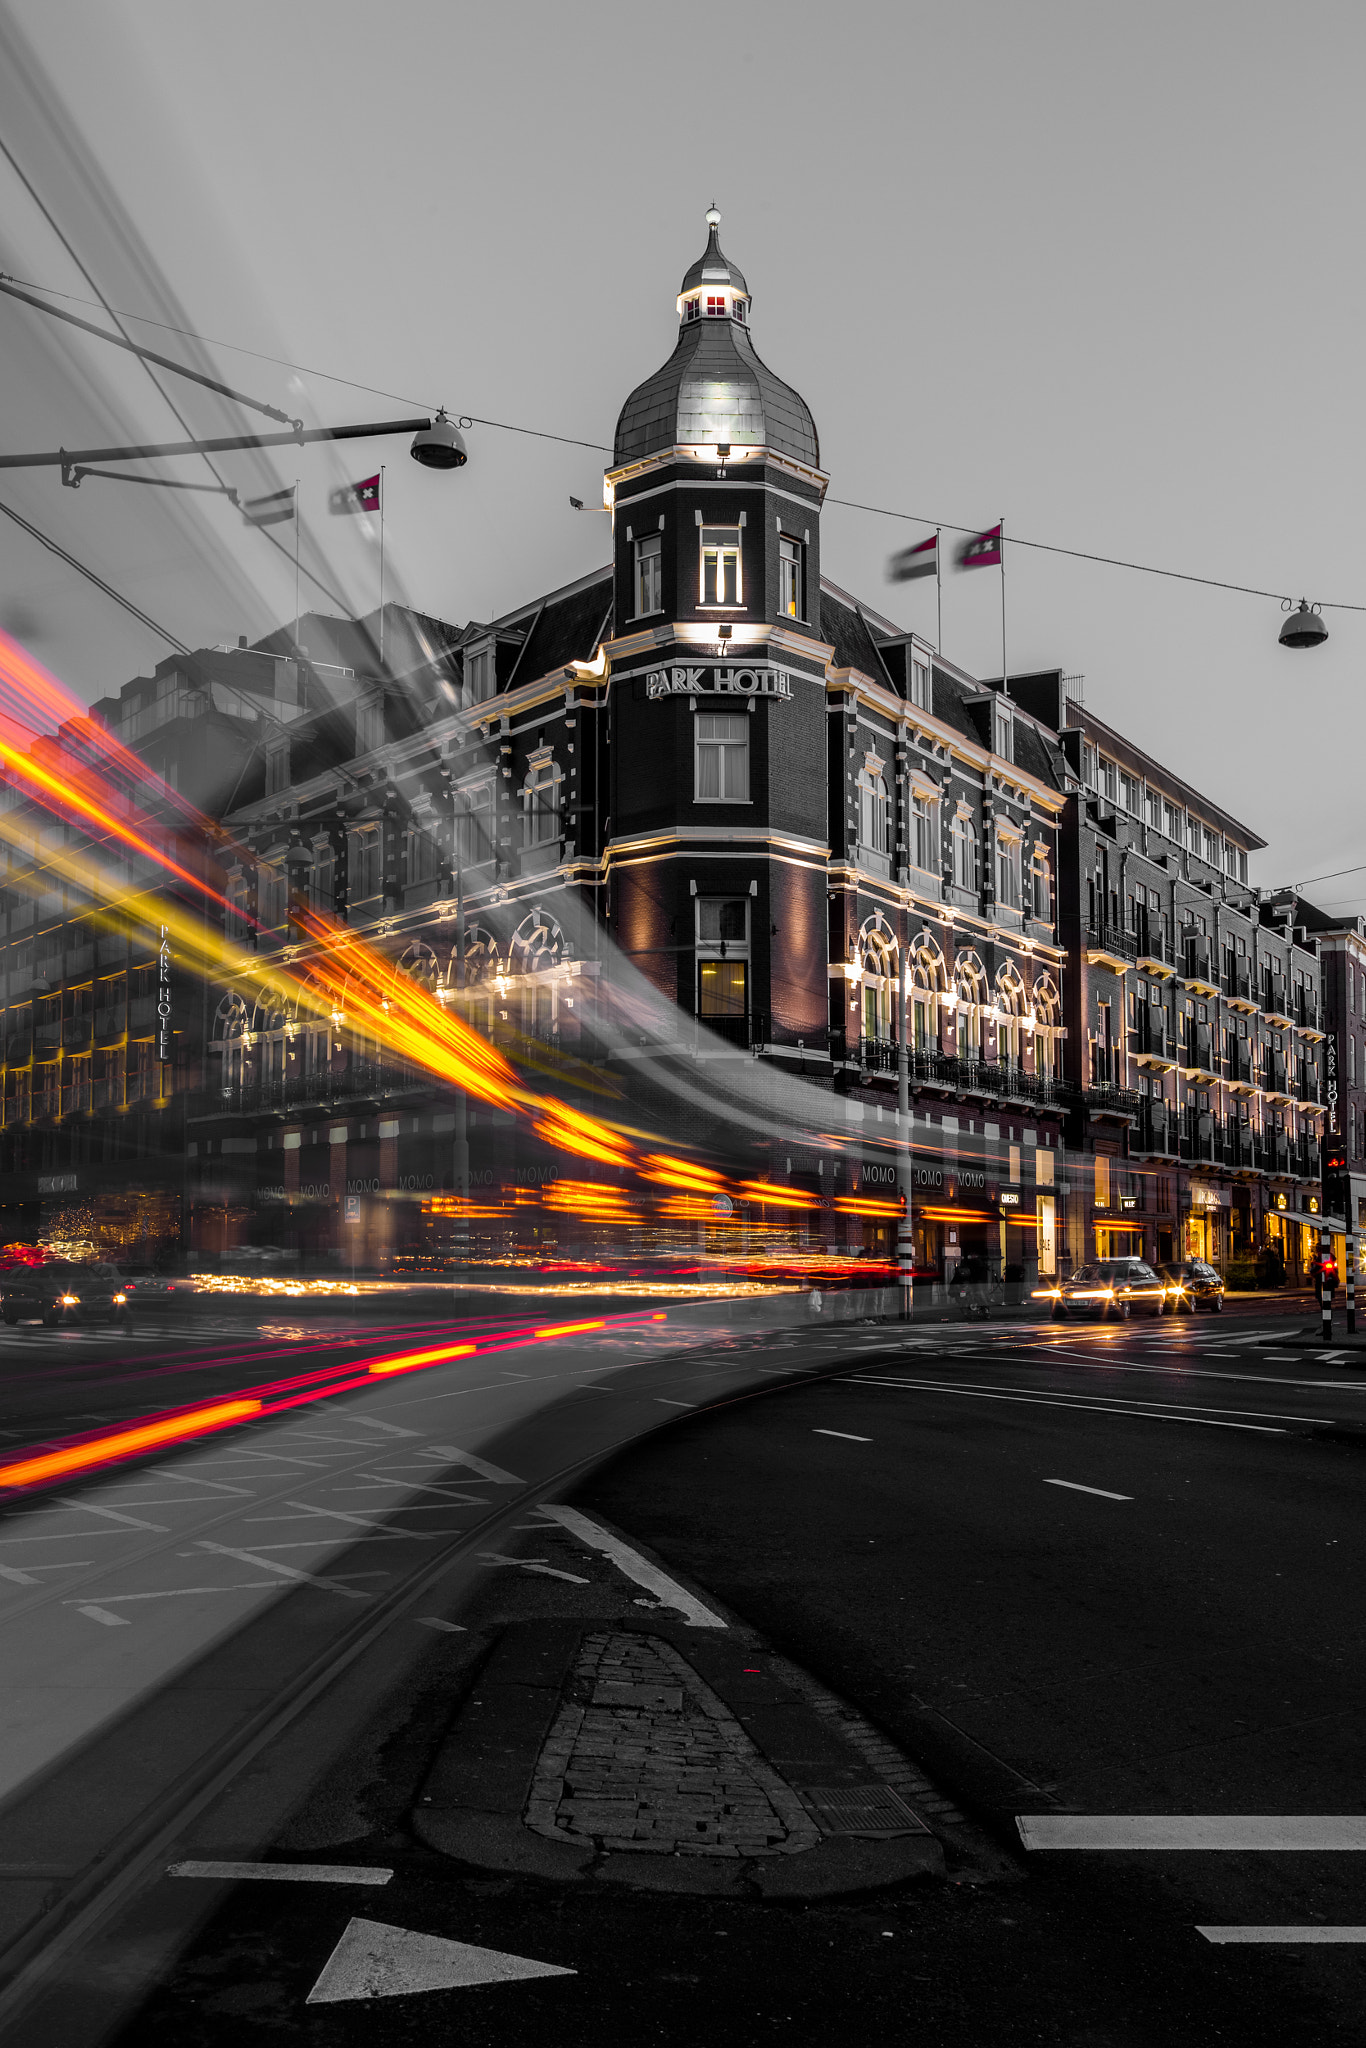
top-left (0, 1399), bottom-right (263, 1488)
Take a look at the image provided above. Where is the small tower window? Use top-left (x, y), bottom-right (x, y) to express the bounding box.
top-left (684, 296), bottom-right (700, 323)
top-left (700, 526), bottom-right (742, 606)
top-left (732, 298), bottom-right (747, 324)
top-left (706, 295), bottom-right (726, 317)
top-left (634, 533), bottom-right (663, 617)
top-left (778, 536), bottom-right (803, 620)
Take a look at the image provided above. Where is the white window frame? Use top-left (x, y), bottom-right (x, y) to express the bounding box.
top-left (464, 644), bottom-right (495, 703)
top-left (778, 535), bottom-right (803, 620)
top-left (634, 533), bottom-right (663, 618)
top-left (348, 824), bottom-right (381, 905)
top-left (952, 810), bottom-right (980, 893)
top-left (694, 713), bottom-right (750, 803)
top-left (910, 655), bottom-right (930, 710)
top-left (911, 790), bottom-right (938, 874)
top-left (699, 526), bottom-right (742, 607)
top-left (995, 825), bottom-right (1023, 911)
top-left (858, 765), bottom-right (892, 858)
top-left (522, 757), bottom-right (562, 848)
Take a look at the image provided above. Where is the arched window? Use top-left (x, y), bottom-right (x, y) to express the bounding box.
top-left (1033, 975), bottom-right (1061, 1081)
top-left (997, 967), bottom-right (1027, 1069)
top-left (952, 812), bottom-right (979, 892)
top-left (857, 926), bottom-right (896, 1045)
top-left (858, 768), bottom-right (892, 860)
top-left (955, 958), bottom-right (987, 1061)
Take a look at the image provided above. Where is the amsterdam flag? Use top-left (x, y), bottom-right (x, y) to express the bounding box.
top-left (240, 487), bottom-right (295, 527)
top-left (888, 532), bottom-right (938, 582)
top-left (329, 473), bottom-right (381, 516)
top-left (956, 522), bottom-right (1002, 569)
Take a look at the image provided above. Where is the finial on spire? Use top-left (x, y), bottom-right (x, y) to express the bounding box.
top-left (705, 205), bottom-right (721, 229)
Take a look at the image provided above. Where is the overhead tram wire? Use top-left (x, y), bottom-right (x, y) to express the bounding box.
top-left (0, 497), bottom-right (190, 653)
top-left (2, 253), bottom-right (1361, 616)
top-left (0, 145), bottom-right (354, 617)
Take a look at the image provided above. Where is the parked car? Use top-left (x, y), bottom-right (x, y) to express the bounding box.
top-left (1156, 1259), bottom-right (1225, 1314)
top-left (0, 1259), bottom-right (131, 1328)
top-left (1037, 1257), bottom-right (1165, 1321)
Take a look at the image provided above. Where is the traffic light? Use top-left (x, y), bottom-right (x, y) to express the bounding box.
top-left (1322, 1136), bottom-right (1349, 1220)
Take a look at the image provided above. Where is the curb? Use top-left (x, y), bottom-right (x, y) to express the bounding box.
top-left (413, 1619), bottom-right (944, 1897)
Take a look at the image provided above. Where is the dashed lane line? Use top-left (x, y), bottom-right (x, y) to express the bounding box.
top-left (1018, 1816), bottom-right (1366, 1851)
top-left (1198, 1927), bottom-right (1366, 1944)
top-left (168, 1861), bottom-right (392, 1884)
top-left (1043, 1479), bottom-right (1133, 1501)
top-left (813, 1428), bottom-right (873, 1443)
top-left (847, 1375), bottom-right (1309, 1433)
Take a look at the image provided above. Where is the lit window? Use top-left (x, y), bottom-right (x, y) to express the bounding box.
top-left (778, 536), bottom-right (803, 619)
top-left (522, 760), bottom-right (561, 847)
top-left (634, 533), bottom-right (663, 617)
top-left (705, 295), bottom-right (726, 318)
top-left (700, 526), bottom-right (742, 606)
top-left (699, 960), bottom-right (747, 1017)
top-left (695, 714), bottom-right (749, 801)
top-left (697, 897), bottom-right (748, 1024)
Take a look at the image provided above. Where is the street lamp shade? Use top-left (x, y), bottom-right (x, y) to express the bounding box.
top-left (410, 411), bottom-right (468, 470)
top-left (1279, 598), bottom-right (1328, 649)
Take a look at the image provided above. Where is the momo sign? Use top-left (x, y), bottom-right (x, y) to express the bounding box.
top-left (645, 663), bottom-right (793, 701)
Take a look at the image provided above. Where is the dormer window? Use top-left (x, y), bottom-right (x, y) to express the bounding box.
top-left (685, 296), bottom-right (701, 322)
top-left (732, 298), bottom-right (747, 324)
top-left (706, 295), bottom-right (726, 317)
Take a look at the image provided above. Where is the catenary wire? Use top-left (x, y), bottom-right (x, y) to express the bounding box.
top-left (0, 496), bottom-right (190, 652)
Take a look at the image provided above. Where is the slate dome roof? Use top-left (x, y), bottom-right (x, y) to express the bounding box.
top-left (612, 212), bottom-right (819, 471)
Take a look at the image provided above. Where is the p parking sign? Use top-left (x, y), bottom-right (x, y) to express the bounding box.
top-left (344, 1195), bottom-right (360, 1223)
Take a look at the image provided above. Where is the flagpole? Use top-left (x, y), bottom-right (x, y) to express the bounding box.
top-left (999, 514), bottom-right (1008, 699)
top-left (378, 464), bottom-right (386, 666)
top-left (293, 481), bottom-right (300, 656)
top-left (935, 526), bottom-right (942, 655)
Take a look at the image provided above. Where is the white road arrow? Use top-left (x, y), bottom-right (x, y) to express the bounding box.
top-left (305, 1917), bottom-right (576, 2003)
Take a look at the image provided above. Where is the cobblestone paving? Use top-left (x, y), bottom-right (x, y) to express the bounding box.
top-left (524, 1632), bottom-right (821, 1857)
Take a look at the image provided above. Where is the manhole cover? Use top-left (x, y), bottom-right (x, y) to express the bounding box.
top-left (800, 1786), bottom-right (929, 1838)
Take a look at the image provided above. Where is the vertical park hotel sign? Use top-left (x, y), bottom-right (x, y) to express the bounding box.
top-left (157, 923), bottom-right (172, 1062)
top-left (646, 662), bottom-right (793, 701)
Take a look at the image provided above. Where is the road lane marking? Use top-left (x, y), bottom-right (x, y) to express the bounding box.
top-left (656, 1398), bottom-right (696, 1407)
top-left (477, 1553), bottom-right (591, 1583)
top-left (54, 1499), bottom-right (170, 1532)
top-left (419, 1446), bottom-right (522, 1483)
top-left (416, 1616), bottom-right (466, 1633)
top-left (1043, 1480), bottom-right (1133, 1501)
top-left (813, 1429), bottom-right (872, 1442)
top-left (194, 1541), bottom-right (372, 1597)
top-left (849, 1376), bottom-right (1299, 1433)
top-left (539, 1504), bottom-right (727, 1628)
top-left (306, 1918), bottom-right (575, 2003)
top-left (1018, 1816), bottom-right (1366, 1851)
top-left (1198, 1927), bottom-right (1366, 1944)
top-left (169, 1861), bottom-right (392, 1883)
top-left (75, 1606), bottom-right (128, 1626)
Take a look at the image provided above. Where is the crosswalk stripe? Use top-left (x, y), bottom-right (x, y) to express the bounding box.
top-left (1019, 1816), bottom-right (1366, 1851)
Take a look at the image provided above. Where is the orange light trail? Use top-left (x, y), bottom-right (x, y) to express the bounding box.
top-left (367, 1341), bottom-right (477, 1377)
top-left (0, 1399), bottom-right (263, 1489)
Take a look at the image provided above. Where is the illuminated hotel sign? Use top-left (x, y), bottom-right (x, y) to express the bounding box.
top-left (157, 924), bottom-right (172, 1062)
top-left (1327, 1034), bottom-right (1339, 1133)
top-left (645, 663), bottom-right (793, 701)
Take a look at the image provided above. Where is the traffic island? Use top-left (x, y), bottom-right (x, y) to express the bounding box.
top-left (414, 1617), bottom-right (943, 1897)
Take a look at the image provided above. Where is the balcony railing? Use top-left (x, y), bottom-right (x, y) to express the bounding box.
top-left (1296, 991), bottom-right (1319, 1030)
top-left (1087, 921), bottom-right (1138, 962)
top-left (1134, 1106), bottom-right (1177, 1154)
top-left (698, 1014), bottom-right (753, 1049)
top-left (1223, 967), bottom-right (1254, 1004)
top-left (1226, 1043), bottom-right (1255, 1085)
top-left (855, 1039), bottom-right (1061, 1104)
top-left (1135, 926), bottom-right (1175, 968)
top-left (216, 1058), bottom-right (431, 1116)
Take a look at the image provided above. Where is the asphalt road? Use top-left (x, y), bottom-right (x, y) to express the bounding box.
top-left (6, 1298), bottom-right (1366, 2046)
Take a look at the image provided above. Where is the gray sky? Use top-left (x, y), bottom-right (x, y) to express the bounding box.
top-left (1, 0), bottom-right (1362, 905)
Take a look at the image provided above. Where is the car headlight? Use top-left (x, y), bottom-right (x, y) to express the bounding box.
top-left (113, 1293), bottom-right (127, 1305)
top-left (60, 1294), bottom-right (79, 1306)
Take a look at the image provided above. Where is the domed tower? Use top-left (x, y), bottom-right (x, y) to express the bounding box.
top-left (605, 211), bottom-right (831, 1062)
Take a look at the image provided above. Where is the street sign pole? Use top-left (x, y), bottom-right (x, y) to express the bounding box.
top-left (1321, 1225), bottom-right (1333, 1342)
top-left (896, 958), bottom-right (913, 1321)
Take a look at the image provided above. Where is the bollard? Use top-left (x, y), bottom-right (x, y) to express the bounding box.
top-left (1349, 1237), bottom-right (1357, 1338)
top-left (1321, 1227), bottom-right (1333, 1343)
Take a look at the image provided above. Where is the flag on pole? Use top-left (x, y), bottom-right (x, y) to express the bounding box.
top-left (888, 533), bottom-right (938, 582)
top-left (240, 487), bottom-right (295, 527)
top-left (956, 523), bottom-right (1002, 569)
top-left (329, 473), bottom-right (381, 516)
